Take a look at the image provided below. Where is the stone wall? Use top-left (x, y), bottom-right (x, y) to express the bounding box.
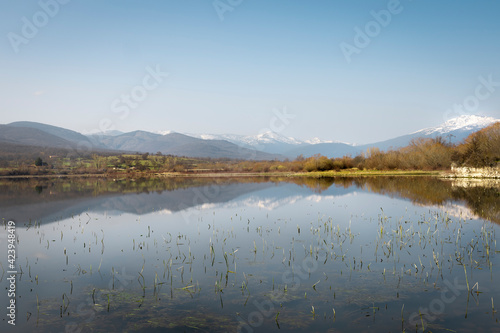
top-left (447, 166), bottom-right (500, 178)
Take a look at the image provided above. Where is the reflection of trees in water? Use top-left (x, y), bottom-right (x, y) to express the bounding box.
top-left (0, 177), bottom-right (274, 203)
top-left (280, 177), bottom-right (336, 193)
top-left (1, 176), bottom-right (498, 224)
top-left (450, 186), bottom-right (500, 223)
top-left (356, 177), bottom-right (453, 205)
top-left (280, 176), bottom-right (499, 223)
top-left (273, 176), bottom-right (499, 224)
top-left (338, 176), bottom-right (499, 224)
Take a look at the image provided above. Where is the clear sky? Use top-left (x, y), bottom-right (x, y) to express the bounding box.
top-left (1, 0), bottom-right (499, 144)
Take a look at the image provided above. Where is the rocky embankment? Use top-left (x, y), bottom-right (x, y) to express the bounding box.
top-left (442, 166), bottom-right (500, 179)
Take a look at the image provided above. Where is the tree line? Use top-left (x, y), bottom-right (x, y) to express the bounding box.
top-left (233, 122), bottom-right (500, 172)
top-left (229, 122), bottom-right (499, 173)
top-left (309, 122), bottom-right (499, 171)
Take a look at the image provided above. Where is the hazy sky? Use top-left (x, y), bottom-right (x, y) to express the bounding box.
top-left (1, 0), bottom-right (500, 144)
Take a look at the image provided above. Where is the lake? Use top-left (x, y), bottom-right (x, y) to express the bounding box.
top-left (1, 176), bottom-right (499, 332)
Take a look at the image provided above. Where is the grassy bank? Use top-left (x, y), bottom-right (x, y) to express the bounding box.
top-left (0, 169), bottom-right (443, 179)
top-left (294, 169), bottom-right (441, 178)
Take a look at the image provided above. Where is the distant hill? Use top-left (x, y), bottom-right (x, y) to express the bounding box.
top-left (188, 131), bottom-right (357, 157)
top-left (1, 122), bottom-right (280, 160)
top-left (85, 130), bottom-right (124, 137)
top-left (0, 123), bottom-right (119, 159)
top-left (2, 115), bottom-right (498, 160)
top-left (188, 131), bottom-right (304, 154)
top-left (90, 131), bottom-right (280, 160)
top-left (283, 142), bottom-right (359, 159)
top-left (0, 124), bottom-right (75, 149)
top-left (0, 140), bottom-right (79, 162)
top-left (8, 121), bottom-right (97, 147)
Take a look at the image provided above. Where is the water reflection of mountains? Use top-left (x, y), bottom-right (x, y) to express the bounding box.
top-left (0, 176), bottom-right (498, 224)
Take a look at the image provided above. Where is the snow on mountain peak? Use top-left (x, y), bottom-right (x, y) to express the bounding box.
top-left (165, 130), bottom-right (348, 148)
top-left (415, 115), bottom-right (499, 135)
top-left (253, 131), bottom-right (303, 145)
top-left (186, 131), bottom-right (303, 146)
top-left (442, 115), bottom-right (497, 130)
top-left (305, 137), bottom-right (334, 145)
top-left (156, 130), bottom-right (173, 135)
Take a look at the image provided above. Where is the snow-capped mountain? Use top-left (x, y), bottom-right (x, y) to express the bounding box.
top-left (244, 131), bottom-right (303, 146)
top-left (363, 114), bottom-right (500, 153)
top-left (80, 114), bottom-right (500, 159)
top-left (3, 115), bottom-right (498, 161)
top-left (304, 137), bottom-right (355, 146)
top-left (304, 137), bottom-right (334, 145)
top-left (189, 131), bottom-right (302, 145)
top-left (184, 130), bottom-right (360, 155)
top-left (186, 131), bottom-right (305, 154)
top-left (151, 115), bottom-right (498, 158)
top-left (413, 115), bottom-right (499, 135)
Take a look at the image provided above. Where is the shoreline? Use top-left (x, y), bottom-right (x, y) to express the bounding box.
top-left (1, 168), bottom-right (499, 180)
top-left (0, 169), bottom-right (442, 179)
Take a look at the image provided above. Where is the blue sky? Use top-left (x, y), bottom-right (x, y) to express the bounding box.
top-left (1, 0), bottom-right (499, 144)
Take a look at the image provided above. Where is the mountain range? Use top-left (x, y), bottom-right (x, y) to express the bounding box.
top-left (1, 115), bottom-right (498, 160)
top-left (193, 115), bottom-right (500, 158)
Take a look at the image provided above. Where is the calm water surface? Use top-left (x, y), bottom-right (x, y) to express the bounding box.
top-left (1, 176), bottom-right (499, 332)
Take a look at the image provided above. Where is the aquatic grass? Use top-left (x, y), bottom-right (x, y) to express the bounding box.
top-left (138, 271), bottom-right (146, 291)
top-left (312, 280), bottom-right (320, 291)
top-left (418, 309), bottom-right (425, 331)
top-left (463, 264), bottom-right (470, 292)
top-left (401, 304), bottom-right (404, 330)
